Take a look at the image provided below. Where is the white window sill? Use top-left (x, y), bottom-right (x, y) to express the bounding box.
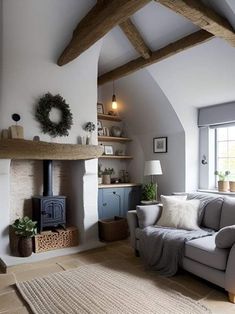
top-left (198, 189), bottom-right (235, 197)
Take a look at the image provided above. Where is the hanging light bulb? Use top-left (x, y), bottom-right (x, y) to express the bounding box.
top-left (111, 81), bottom-right (118, 110)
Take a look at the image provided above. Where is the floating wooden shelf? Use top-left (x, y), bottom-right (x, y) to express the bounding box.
top-left (98, 183), bottom-right (141, 188)
top-left (97, 114), bottom-right (122, 122)
top-left (0, 139), bottom-right (103, 160)
top-left (99, 155), bottom-right (133, 159)
top-left (98, 136), bottom-right (132, 142)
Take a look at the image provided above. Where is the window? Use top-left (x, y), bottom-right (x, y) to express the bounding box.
top-left (216, 125), bottom-right (235, 181)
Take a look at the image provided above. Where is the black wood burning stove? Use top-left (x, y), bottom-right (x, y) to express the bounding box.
top-left (32, 160), bottom-right (66, 233)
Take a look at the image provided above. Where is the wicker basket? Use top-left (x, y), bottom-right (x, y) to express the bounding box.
top-left (98, 216), bottom-right (128, 242)
top-left (34, 226), bottom-right (79, 253)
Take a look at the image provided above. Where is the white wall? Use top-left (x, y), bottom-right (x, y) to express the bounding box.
top-left (0, 0), bottom-right (99, 144)
top-left (99, 69), bottom-right (185, 195)
top-left (0, 0), bottom-right (102, 252)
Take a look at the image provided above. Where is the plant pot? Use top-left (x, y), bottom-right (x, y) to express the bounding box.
top-left (18, 237), bottom-right (33, 257)
top-left (218, 181), bottom-right (229, 192)
top-left (98, 176), bottom-right (103, 185)
top-left (102, 174), bottom-right (111, 185)
top-left (229, 181), bottom-right (235, 192)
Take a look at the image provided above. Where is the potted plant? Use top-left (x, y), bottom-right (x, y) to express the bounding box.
top-left (98, 163), bottom-right (103, 185)
top-left (229, 180), bottom-right (235, 192)
top-left (215, 170), bottom-right (230, 192)
top-left (102, 168), bottom-right (114, 185)
top-left (12, 216), bottom-right (37, 257)
top-left (142, 183), bottom-right (156, 203)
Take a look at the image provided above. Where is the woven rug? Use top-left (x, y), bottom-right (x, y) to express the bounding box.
top-left (16, 263), bottom-right (211, 314)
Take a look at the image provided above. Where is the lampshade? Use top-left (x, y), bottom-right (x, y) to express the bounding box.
top-left (144, 160), bottom-right (162, 176)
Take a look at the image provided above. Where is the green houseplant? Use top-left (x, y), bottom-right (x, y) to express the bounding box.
top-left (102, 168), bottom-right (114, 185)
top-left (12, 217), bottom-right (37, 257)
top-left (142, 183), bottom-right (156, 202)
top-left (215, 170), bottom-right (230, 192)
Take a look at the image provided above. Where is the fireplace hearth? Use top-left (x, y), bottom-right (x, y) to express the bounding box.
top-left (32, 160), bottom-right (66, 232)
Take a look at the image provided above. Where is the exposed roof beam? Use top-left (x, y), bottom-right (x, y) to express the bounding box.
top-left (119, 19), bottom-right (152, 59)
top-left (156, 0), bottom-right (235, 46)
top-left (57, 0), bottom-right (150, 66)
top-left (98, 30), bottom-right (213, 85)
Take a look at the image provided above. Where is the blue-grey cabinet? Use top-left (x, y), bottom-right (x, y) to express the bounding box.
top-left (98, 186), bottom-right (141, 219)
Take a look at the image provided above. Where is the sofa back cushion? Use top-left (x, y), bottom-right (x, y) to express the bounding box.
top-left (136, 205), bottom-right (162, 229)
top-left (220, 197), bottom-right (235, 228)
top-left (187, 193), bottom-right (224, 231)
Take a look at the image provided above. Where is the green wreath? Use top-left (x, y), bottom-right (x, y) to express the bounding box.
top-left (35, 93), bottom-right (73, 137)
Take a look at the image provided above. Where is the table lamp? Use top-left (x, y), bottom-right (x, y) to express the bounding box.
top-left (144, 160), bottom-right (162, 200)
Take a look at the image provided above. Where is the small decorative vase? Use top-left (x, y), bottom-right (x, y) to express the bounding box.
top-left (18, 237), bottom-right (33, 257)
top-left (86, 133), bottom-right (91, 145)
top-left (218, 181), bottom-right (229, 192)
top-left (102, 174), bottom-right (111, 185)
top-left (111, 126), bottom-right (122, 137)
top-left (98, 177), bottom-right (103, 185)
top-left (229, 181), bottom-right (235, 192)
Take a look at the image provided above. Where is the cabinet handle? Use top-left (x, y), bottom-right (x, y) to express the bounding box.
top-left (103, 203), bottom-right (107, 206)
top-left (113, 191), bottom-right (116, 194)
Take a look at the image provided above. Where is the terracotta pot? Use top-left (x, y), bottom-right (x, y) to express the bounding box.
top-left (229, 181), bottom-right (235, 192)
top-left (218, 181), bottom-right (229, 192)
top-left (18, 237), bottom-right (33, 257)
top-left (102, 174), bottom-right (111, 185)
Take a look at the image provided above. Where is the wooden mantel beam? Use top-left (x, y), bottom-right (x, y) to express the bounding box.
top-left (120, 19), bottom-right (152, 59)
top-left (155, 0), bottom-right (235, 46)
top-left (57, 0), bottom-right (150, 66)
top-left (98, 30), bottom-right (213, 85)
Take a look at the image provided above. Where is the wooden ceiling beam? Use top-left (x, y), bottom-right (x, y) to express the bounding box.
top-left (98, 30), bottom-right (213, 85)
top-left (155, 0), bottom-right (235, 46)
top-left (119, 19), bottom-right (152, 59)
top-left (57, 0), bottom-right (150, 66)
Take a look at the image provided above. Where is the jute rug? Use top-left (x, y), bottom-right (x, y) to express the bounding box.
top-left (16, 263), bottom-right (211, 314)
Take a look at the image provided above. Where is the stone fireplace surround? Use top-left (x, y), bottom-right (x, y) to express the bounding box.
top-left (0, 158), bottom-right (103, 269)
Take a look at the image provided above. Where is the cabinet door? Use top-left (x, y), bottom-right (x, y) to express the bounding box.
top-left (123, 187), bottom-right (141, 217)
top-left (101, 188), bottom-right (124, 219)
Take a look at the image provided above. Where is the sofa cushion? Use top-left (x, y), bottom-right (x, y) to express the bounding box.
top-left (220, 197), bottom-right (235, 228)
top-left (136, 205), bottom-right (162, 229)
top-left (215, 225), bottom-right (235, 249)
top-left (157, 196), bottom-right (200, 230)
top-left (187, 193), bottom-right (224, 230)
top-left (185, 235), bottom-right (229, 271)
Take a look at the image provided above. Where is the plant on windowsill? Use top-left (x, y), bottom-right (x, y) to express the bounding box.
top-left (102, 168), bottom-right (114, 185)
top-left (141, 183), bottom-right (157, 203)
top-left (12, 217), bottom-right (37, 257)
top-left (215, 170), bottom-right (230, 192)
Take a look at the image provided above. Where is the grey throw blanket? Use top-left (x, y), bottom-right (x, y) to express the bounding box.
top-left (138, 226), bottom-right (214, 277)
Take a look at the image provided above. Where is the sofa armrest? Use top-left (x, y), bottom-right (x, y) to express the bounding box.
top-left (127, 210), bottom-right (139, 249)
top-left (225, 243), bottom-right (235, 294)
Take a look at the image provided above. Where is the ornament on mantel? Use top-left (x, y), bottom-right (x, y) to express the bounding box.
top-left (9, 113), bottom-right (24, 139)
top-left (83, 122), bottom-right (96, 145)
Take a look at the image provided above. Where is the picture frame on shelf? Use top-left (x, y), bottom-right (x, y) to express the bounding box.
top-left (97, 103), bottom-right (104, 114)
top-left (153, 137), bottom-right (167, 153)
top-left (97, 120), bottom-right (102, 130)
top-left (104, 145), bottom-right (113, 155)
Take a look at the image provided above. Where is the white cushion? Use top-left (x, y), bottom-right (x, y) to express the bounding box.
top-left (157, 195), bottom-right (201, 230)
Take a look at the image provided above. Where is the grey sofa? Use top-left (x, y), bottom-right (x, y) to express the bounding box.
top-left (127, 192), bottom-right (235, 303)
